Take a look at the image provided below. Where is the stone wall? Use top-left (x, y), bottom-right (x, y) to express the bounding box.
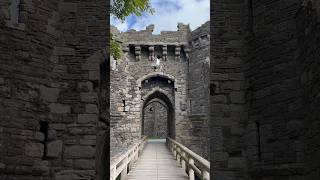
top-left (188, 21), bottom-right (210, 159)
top-left (210, 0), bottom-right (248, 179)
top-left (296, 1), bottom-right (320, 179)
top-left (245, 0), bottom-right (304, 179)
top-left (0, 0), bottom-right (108, 179)
top-left (210, 0), bottom-right (320, 179)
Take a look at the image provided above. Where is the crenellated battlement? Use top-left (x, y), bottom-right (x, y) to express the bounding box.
top-left (111, 22), bottom-right (209, 63)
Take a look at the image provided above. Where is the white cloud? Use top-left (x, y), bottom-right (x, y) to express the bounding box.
top-left (111, 0), bottom-right (210, 34)
top-left (111, 17), bottom-right (129, 32)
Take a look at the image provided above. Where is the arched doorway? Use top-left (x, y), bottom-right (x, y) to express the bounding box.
top-left (143, 98), bottom-right (168, 138)
top-left (141, 90), bottom-right (175, 138)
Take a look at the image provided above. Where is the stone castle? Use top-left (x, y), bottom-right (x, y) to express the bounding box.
top-left (110, 22), bottom-right (210, 161)
top-left (0, 0), bottom-right (319, 180)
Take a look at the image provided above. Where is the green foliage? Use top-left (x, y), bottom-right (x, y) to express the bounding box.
top-left (110, 33), bottom-right (121, 60)
top-left (110, 0), bottom-right (154, 60)
top-left (111, 0), bottom-right (155, 21)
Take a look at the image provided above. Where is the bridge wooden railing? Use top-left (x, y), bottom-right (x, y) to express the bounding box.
top-left (110, 136), bottom-right (147, 180)
top-left (167, 137), bottom-right (210, 180)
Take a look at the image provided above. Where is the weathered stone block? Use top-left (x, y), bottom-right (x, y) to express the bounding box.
top-left (230, 125), bottom-right (244, 135)
top-left (74, 159), bottom-right (95, 170)
top-left (32, 160), bottom-right (49, 174)
top-left (211, 73), bottom-right (228, 80)
top-left (230, 92), bottom-right (245, 103)
top-left (52, 64), bottom-right (67, 73)
top-left (80, 135), bottom-right (96, 145)
top-left (211, 95), bottom-right (227, 103)
top-left (53, 47), bottom-right (75, 56)
top-left (78, 81), bottom-right (93, 92)
top-left (34, 132), bottom-right (45, 141)
top-left (48, 130), bottom-right (57, 140)
top-left (49, 103), bottom-right (71, 114)
top-left (47, 140), bottom-right (63, 158)
top-left (221, 81), bottom-right (241, 91)
top-left (82, 63), bottom-right (98, 71)
top-left (39, 85), bottom-right (60, 102)
top-left (229, 73), bottom-right (244, 80)
top-left (59, 2), bottom-right (77, 13)
top-left (78, 114), bottom-right (98, 124)
top-left (85, 104), bottom-right (98, 113)
top-left (0, 77), bottom-right (4, 84)
top-left (228, 157), bottom-right (245, 169)
top-left (88, 71), bottom-right (99, 80)
top-left (50, 124), bottom-right (66, 131)
top-left (0, 163), bottom-right (5, 171)
top-left (227, 57), bottom-right (243, 64)
top-left (212, 104), bottom-right (230, 112)
top-left (214, 152), bottom-right (228, 161)
top-left (81, 92), bottom-right (97, 102)
top-left (25, 143), bottom-right (43, 158)
top-left (64, 145), bottom-right (95, 158)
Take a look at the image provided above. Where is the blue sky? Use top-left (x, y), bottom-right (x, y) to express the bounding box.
top-left (111, 0), bottom-right (210, 34)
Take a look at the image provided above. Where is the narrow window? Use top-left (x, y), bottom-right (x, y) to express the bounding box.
top-left (256, 121), bottom-right (261, 162)
top-left (39, 121), bottom-right (48, 159)
top-left (10, 0), bottom-right (20, 24)
top-left (210, 83), bottom-right (215, 96)
top-left (122, 99), bottom-right (126, 112)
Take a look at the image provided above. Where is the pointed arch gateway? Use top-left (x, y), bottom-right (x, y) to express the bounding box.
top-left (141, 89), bottom-right (175, 139)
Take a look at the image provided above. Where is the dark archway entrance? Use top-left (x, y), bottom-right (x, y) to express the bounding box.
top-left (141, 91), bottom-right (175, 139)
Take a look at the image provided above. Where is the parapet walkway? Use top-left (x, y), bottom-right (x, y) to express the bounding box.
top-left (127, 139), bottom-right (189, 180)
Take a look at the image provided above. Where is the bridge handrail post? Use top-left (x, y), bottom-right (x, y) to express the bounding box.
top-left (110, 166), bottom-right (116, 180)
top-left (166, 137), bottom-right (210, 180)
top-left (178, 146), bottom-right (181, 163)
top-left (181, 151), bottom-right (186, 171)
top-left (202, 170), bottom-right (210, 180)
top-left (110, 136), bottom-right (147, 180)
top-left (120, 156), bottom-right (128, 180)
top-left (189, 158), bottom-right (195, 180)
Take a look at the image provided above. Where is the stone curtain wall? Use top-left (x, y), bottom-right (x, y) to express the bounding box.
top-left (211, 0), bottom-right (248, 179)
top-left (211, 0), bottom-right (320, 180)
top-left (188, 21), bottom-right (210, 159)
top-left (245, 0), bottom-right (304, 179)
top-left (0, 0), bottom-right (107, 179)
top-left (296, 1), bottom-right (320, 179)
top-left (245, 0), bottom-right (320, 179)
top-left (143, 102), bottom-right (168, 139)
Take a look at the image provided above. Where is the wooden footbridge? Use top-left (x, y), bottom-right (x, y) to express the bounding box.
top-left (110, 137), bottom-right (210, 180)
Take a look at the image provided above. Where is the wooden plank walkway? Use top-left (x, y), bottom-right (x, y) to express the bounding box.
top-left (127, 139), bottom-right (189, 180)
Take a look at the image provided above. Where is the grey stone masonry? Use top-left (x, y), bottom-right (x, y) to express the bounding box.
top-left (211, 0), bottom-right (320, 180)
top-left (0, 0), bottom-right (107, 179)
top-left (110, 22), bottom-right (210, 160)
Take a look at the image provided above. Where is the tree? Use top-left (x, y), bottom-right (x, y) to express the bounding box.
top-left (110, 0), bottom-right (154, 60)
